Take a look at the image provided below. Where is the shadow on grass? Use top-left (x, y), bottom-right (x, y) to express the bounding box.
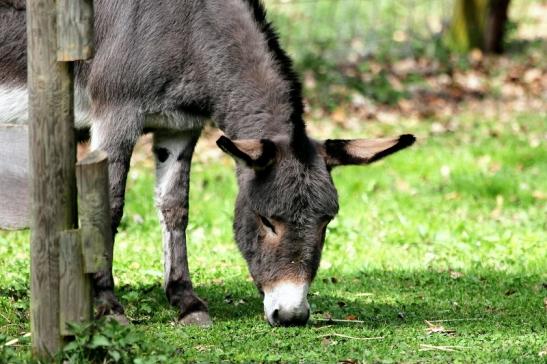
top-left (111, 269), bottom-right (545, 331)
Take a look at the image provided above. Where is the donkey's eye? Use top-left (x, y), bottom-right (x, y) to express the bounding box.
top-left (259, 215), bottom-right (276, 234)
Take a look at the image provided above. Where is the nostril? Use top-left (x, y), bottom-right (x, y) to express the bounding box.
top-left (272, 309), bottom-right (280, 322)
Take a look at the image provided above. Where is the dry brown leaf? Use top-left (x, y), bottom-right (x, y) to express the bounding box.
top-left (330, 107), bottom-right (347, 125)
top-left (338, 359), bottom-right (359, 364)
top-left (444, 192), bottom-right (460, 201)
top-left (321, 337), bottom-right (333, 346)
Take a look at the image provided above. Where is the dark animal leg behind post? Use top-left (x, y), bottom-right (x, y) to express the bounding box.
top-left (153, 129), bottom-right (211, 326)
top-left (89, 107), bottom-right (143, 320)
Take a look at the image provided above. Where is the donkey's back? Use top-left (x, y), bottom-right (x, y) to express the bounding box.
top-left (0, 0), bottom-right (213, 130)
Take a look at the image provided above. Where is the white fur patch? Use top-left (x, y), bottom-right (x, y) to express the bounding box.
top-left (0, 86), bottom-right (28, 124)
top-left (153, 132), bottom-right (195, 287)
top-left (263, 281), bottom-right (310, 322)
top-left (154, 132), bottom-right (194, 200)
top-left (0, 85), bottom-right (91, 128)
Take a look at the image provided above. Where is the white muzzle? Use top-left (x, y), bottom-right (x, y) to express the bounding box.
top-left (263, 281), bottom-right (310, 326)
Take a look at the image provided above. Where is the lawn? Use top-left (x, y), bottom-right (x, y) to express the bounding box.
top-left (0, 110), bottom-right (545, 362)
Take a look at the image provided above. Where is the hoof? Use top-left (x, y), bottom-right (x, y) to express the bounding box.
top-left (95, 291), bottom-right (125, 318)
top-left (179, 311), bottom-right (212, 327)
top-left (105, 313), bottom-right (130, 326)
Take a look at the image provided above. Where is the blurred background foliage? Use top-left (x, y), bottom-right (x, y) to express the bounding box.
top-left (263, 0), bottom-right (545, 119)
top-left (1, 1), bottom-right (545, 362)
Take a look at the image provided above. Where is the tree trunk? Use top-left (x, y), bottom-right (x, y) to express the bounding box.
top-left (447, 0), bottom-right (511, 53)
top-left (484, 0), bottom-right (511, 53)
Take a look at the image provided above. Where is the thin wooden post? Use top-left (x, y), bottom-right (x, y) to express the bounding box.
top-left (59, 230), bottom-right (92, 336)
top-left (76, 150), bottom-right (110, 275)
top-left (58, 151), bottom-right (110, 337)
top-left (28, 0), bottom-right (77, 357)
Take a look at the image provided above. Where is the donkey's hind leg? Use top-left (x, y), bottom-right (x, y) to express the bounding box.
top-left (153, 129), bottom-right (211, 326)
top-left (89, 106), bottom-right (143, 320)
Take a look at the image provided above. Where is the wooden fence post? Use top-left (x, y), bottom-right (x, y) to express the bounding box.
top-left (28, 0), bottom-right (94, 358)
top-left (28, 0), bottom-right (77, 357)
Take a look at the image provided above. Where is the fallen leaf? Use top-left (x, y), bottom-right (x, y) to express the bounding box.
top-left (338, 359), bottom-right (358, 364)
top-left (331, 107), bottom-right (347, 124)
top-left (321, 337), bottom-right (332, 346)
top-left (235, 299), bottom-right (246, 306)
top-left (444, 192), bottom-right (459, 201)
top-left (345, 314), bottom-right (358, 321)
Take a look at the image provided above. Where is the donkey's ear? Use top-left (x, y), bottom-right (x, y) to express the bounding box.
top-left (216, 136), bottom-right (277, 170)
top-left (320, 134), bottom-right (415, 167)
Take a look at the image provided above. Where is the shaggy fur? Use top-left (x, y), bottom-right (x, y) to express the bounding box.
top-left (0, 0), bottom-right (414, 326)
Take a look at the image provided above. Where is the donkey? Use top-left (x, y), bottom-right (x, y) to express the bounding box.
top-left (0, 0), bottom-right (415, 326)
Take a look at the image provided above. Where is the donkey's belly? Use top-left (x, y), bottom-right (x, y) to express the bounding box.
top-left (0, 84), bottom-right (206, 132)
top-left (0, 85), bottom-right (92, 129)
top-left (0, 86), bottom-right (30, 125)
top-left (144, 111), bottom-right (206, 133)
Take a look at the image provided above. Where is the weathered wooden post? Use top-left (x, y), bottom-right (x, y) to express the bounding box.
top-left (27, 0), bottom-right (94, 358)
top-left (59, 151), bottom-right (109, 336)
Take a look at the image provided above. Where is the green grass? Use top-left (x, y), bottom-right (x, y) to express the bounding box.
top-left (0, 111), bottom-right (546, 362)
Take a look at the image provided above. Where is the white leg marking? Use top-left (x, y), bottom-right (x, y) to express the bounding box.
top-left (154, 131), bottom-right (194, 287)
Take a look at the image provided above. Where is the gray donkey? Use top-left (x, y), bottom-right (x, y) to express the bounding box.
top-left (0, 0), bottom-right (415, 326)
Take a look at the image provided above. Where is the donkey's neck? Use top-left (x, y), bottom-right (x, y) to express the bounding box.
top-left (213, 68), bottom-right (296, 140)
top-left (203, 0), bottom-right (305, 143)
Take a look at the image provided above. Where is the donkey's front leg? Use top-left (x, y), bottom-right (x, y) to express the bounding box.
top-left (153, 129), bottom-right (211, 326)
top-left (90, 107), bottom-right (143, 320)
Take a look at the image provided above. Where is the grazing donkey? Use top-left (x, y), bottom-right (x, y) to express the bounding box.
top-left (0, 0), bottom-right (415, 326)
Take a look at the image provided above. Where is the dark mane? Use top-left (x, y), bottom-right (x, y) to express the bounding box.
top-left (242, 0), bottom-right (314, 163)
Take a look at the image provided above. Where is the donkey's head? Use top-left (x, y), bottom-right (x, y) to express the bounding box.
top-left (217, 133), bottom-right (415, 326)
